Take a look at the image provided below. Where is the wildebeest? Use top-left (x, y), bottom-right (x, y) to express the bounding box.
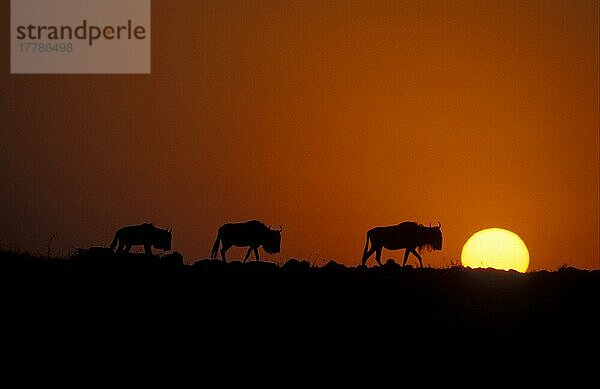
top-left (110, 223), bottom-right (172, 256)
top-left (211, 220), bottom-right (282, 262)
top-left (362, 221), bottom-right (442, 267)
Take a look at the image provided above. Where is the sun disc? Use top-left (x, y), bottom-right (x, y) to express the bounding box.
top-left (461, 228), bottom-right (529, 272)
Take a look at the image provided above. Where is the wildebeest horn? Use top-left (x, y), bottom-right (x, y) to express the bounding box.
top-left (437, 221), bottom-right (441, 228)
top-left (278, 225), bottom-right (283, 232)
top-left (168, 227), bottom-right (172, 233)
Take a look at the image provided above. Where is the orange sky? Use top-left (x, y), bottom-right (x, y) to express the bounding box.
top-left (1, 0), bottom-right (598, 269)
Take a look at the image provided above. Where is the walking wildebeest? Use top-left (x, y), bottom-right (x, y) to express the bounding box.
top-left (110, 223), bottom-right (172, 256)
top-left (362, 221), bottom-right (442, 267)
top-left (211, 220), bottom-right (282, 262)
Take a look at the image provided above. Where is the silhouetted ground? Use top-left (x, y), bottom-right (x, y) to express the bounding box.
top-left (1, 250), bottom-right (598, 386)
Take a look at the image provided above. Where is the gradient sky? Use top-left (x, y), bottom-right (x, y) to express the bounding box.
top-left (1, 0), bottom-right (598, 269)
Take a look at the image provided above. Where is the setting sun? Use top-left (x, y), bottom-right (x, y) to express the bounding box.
top-left (461, 228), bottom-right (530, 273)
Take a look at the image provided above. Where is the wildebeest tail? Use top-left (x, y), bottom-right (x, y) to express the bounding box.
top-left (211, 233), bottom-right (221, 259)
top-left (362, 232), bottom-right (371, 261)
top-left (109, 233), bottom-right (119, 251)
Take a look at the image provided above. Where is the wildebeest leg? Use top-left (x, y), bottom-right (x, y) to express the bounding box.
top-left (221, 243), bottom-right (231, 262)
top-left (144, 244), bottom-right (152, 256)
top-left (362, 247), bottom-right (377, 266)
top-left (403, 249), bottom-right (410, 267)
top-left (411, 249), bottom-right (423, 268)
top-left (243, 247), bottom-right (253, 263)
top-left (375, 248), bottom-right (383, 266)
top-left (253, 247), bottom-right (260, 261)
top-left (116, 241), bottom-right (124, 254)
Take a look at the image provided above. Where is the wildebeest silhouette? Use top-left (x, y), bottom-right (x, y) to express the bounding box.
top-left (110, 223), bottom-right (172, 256)
top-left (211, 220), bottom-right (282, 262)
top-left (362, 222), bottom-right (442, 267)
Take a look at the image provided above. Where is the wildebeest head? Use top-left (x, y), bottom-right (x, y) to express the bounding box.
top-left (263, 225), bottom-right (282, 254)
top-left (431, 224), bottom-right (442, 250)
top-left (419, 222), bottom-right (443, 251)
top-left (155, 227), bottom-right (172, 251)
